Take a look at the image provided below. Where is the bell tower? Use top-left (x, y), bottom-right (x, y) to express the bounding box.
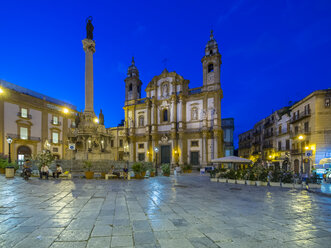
top-left (201, 30), bottom-right (222, 91)
top-left (125, 57), bottom-right (142, 105)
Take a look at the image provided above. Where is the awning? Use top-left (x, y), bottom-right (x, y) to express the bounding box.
top-left (211, 156), bottom-right (252, 164)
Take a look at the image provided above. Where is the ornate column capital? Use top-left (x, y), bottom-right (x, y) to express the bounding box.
top-left (82, 39), bottom-right (96, 53)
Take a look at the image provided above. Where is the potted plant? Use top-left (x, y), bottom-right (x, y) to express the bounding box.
top-left (0, 158), bottom-right (8, 174)
top-left (217, 168), bottom-right (227, 183)
top-left (83, 161), bottom-right (94, 179)
top-left (182, 164), bottom-right (192, 173)
top-left (246, 167), bottom-right (257, 186)
top-left (161, 163), bottom-right (170, 176)
top-left (132, 162), bottom-right (144, 179)
top-left (256, 167), bottom-right (268, 186)
top-left (236, 169), bottom-right (246, 184)
top-left (226, 169), bottom-right (236, 184)
top-left (279, 171), bottom-right (293, 187)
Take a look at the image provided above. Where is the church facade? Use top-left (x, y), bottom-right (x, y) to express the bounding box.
top-left (112, 32), bottom-right (224, 166)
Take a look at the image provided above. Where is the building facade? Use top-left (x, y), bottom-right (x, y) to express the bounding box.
top-left (222, 118), bottom-right (234, 157)
top-left (0, 80), bottom-right (76, 164)
top-left (118, 32), bottom-right (224, 166)
top-left (238, 89), bottom-right (331, 173)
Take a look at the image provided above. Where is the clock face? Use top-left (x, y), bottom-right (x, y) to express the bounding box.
top-left (207, 73), bottom-right (214, 84)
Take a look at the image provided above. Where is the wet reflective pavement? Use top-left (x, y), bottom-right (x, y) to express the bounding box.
top-left (1, 174), bottom-right (331, 248)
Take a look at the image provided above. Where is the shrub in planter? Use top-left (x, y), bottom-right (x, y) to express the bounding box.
top-left (83, 161), bottom-right (94, 179)
top-left (161, 163), bottom-right (170, 176)
top-left (132, 162), bottom-right (144, 178)
top-left (281, 172), bottom-right (294, 184)
top-left (0, 159), bottom-right (8, 174)
top-left (271, 169), bottom-right (282, 182)
top-left (181, 164), bottom-right (192, 173)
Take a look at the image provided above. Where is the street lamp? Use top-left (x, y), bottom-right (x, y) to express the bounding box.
top-left (0, 87), bottom-right (3, 94)
top-left (6, 137), bottom-right (13, 163)
top-left (298, 135), bottom-right (304, 180)
top-left (154, 146), bottom-right (159, 176)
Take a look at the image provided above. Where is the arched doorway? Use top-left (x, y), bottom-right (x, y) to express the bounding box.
top-left (17, 146), bottom-right (32, 167)
top-left (294, 159), bottom-right (299, 174)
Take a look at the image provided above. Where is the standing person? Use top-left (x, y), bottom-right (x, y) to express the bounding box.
top-left (40, 164), bottom-right (49, 180)
top-left (53, 164), bottom-right (63, 179)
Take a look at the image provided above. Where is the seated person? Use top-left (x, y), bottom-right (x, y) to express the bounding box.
top-left (40, 164), bottom-right (49, 179)
top-left (53, 164), bottom-right (63, 178)
top-left (123, 165), bottom-right (128, 178)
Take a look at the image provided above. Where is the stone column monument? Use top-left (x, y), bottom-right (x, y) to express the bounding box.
top-left (82, 17), bottom-right (96, 118)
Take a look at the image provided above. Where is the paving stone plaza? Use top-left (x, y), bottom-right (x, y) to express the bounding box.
top-left (1, 174), bottom-right (331, 248)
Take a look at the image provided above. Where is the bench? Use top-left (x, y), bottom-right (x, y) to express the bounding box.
top-left (105, 174), bottom-right (117, 180)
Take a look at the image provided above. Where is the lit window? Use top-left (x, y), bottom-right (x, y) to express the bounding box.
top-left (53, 116), bottom-right (58, 125)
top-left (21, 108), bottom-right (28, 118)
top-left (20, 127), bottom-right (28, 140)
top-left (138, 143), bottom-right (144, 149)
top-left (52, 132), bottom-right (59, 144)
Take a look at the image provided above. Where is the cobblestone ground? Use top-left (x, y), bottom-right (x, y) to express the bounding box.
top-left (1, 174), bottom-right (331, 248)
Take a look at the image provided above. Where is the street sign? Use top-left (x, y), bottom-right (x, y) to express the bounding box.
top-left (69, 143), bottom-right (76, 150)
top-left (305, 150), bottom-right (313, 157)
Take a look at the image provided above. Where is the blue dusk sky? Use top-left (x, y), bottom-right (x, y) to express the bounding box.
top-left (1, 0), bottom-right (331, 148)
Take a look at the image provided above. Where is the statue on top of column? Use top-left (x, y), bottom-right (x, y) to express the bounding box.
top-left (99, 109), bottom-right (104, 125)
top-left (86, 16), bottom-right (94, 40)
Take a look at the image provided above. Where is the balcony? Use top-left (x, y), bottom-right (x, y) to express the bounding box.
top-left (290, 127), bottom-right (311, 138)
top-left (290, 149), bottom-right (301, 155)
top-left (263, 143), bottom-right (273, 149)
top-left (277, 146), bottom-right (290, 152)
top-left (277, 129), bottom-right (289, 136)
top-left (7, 133), bottom-right (40, 141)
top-left (290, 109), bottom-right (311, 123)
top-left (264, 119), bottom-right (274, 128)
top-left (50, 120), bottom-right (62, 126)
top-left (17, 112), bottom-right (32, 119)
top-left (263, 132), bottom-right (274, 139)
top-left (253, 130), bottom-right (261, 136)
top-left (50, 139), bottom-right (62, 145)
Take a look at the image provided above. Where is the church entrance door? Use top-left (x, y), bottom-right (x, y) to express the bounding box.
top-left (190, 152), bottom-right (199, 165)
top-left (161, 145), bottom-right (171, 164)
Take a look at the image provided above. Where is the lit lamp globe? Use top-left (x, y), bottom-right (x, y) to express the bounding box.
top-left (6, 137), bottom-right (13, 144)
top-left (154, 147), bottom-right (159, 153)
top-left (298, 135), bottom-right (304, 140)
top-left (63, 108), bottom-right (69, 114)
top-left (94, 118), bottom-right (99, 124)
top-left (0, 88), bottom-right (3, 94)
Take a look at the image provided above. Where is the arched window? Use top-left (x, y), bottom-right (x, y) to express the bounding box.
top-left (163, 109), bottom-right (168, 122)
top-left (139, 115), bottom-right (144, 127)
top-left (210, 50), bottom-right (213, 55)
top-left (208, 64), bottom-right (214, 73)
top-left (129, 84), bottom-right (133, 91)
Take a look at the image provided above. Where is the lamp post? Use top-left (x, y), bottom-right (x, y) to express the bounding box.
top-left (298, 135), bottom-right (304, 180)
top-left (6, 137), bottom-right (13, 164)
top-left (154, 147), bottom-right (159, 176)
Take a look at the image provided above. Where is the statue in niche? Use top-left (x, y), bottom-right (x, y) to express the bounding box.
top-left (162, 83), bottom-right (168, 97)
top-left (99, 109), bottom-right (104, 125)
top-left (86, 16), bottom-right (94, 40)
top-left (192, 107), bottom-right (198, 120)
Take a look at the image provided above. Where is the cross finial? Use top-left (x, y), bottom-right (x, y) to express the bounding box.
top-left (132, 56), bottom-right (135, 65)
top-left (210, 30), bottom-right (214, 40)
